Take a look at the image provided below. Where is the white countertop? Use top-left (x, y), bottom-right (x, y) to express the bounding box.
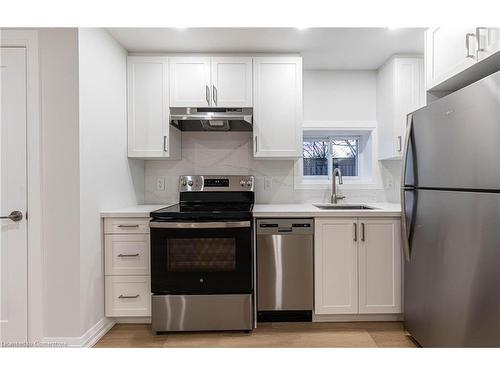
top-left (100, 202), bottom-right (401, 218)
top-left (252, 202), bottom-right (401, 217)
top-left (100, 204), bottom-right (174, 218)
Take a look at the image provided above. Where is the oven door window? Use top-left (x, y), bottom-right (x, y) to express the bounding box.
top-left (167, 238), bottom-right (236, 272)
top-left (151, 226), bottom-right (252, 294)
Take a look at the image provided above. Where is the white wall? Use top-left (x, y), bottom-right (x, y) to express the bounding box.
top-left (145, 70), bottom-right (397, 204)
top-left (37, 28), bottom-right (144, 343)
top-left (39, 28), bottom-right (81, 337)
top-left (304, 70), bottom-right (376, 121)
top-left (78, 28), bottom-right (144, 336)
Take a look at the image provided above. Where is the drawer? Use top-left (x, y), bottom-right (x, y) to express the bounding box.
top-left (105, 276), bottom-right (151, 317)
top-left (104, 218), bottom-right (150, 234)
top-left (105, 234), bottom-right (150, 276)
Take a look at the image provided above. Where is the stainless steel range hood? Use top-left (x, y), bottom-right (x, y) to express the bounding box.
top-left (170, 107), bottom-right (253, 131)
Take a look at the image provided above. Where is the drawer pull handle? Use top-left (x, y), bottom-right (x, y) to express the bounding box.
top-left (117, 253), bottom-right (140, 257)
top-left (118, 294), bottom-right (140, 299)
top-left (117, 224), bottom-right (140, 228)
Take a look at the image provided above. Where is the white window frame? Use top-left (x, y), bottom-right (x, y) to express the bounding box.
top-left (303, 135), bottom-right (361, 181)
top-left (294, 126), bottom-right (383, 190)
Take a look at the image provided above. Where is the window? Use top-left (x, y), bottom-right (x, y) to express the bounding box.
top-left (303, 136), bottom-right (360, 178)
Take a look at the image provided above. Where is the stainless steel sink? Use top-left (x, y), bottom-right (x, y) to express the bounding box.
top-left (313, 203), bottom-right (376, 210)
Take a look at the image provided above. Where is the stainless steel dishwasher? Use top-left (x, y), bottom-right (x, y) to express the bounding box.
top-left (256, 218), bottom-right (314, 322)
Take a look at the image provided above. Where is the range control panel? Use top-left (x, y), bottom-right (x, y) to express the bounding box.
top-left (179, 175), bottom-right (254, 192)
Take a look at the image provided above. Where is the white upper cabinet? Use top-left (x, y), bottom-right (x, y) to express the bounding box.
top-left (211, 57), bottom-right (252, 107)
top-left (358, 218), bottom-right (402, 314)
top-left (169, 56), bottom-right (252, 108)
top-left (476, 27), bottom-right (500, 61)
top-left (127, 56), bottom-right (181, 159)
top-left (425, 27), bottom-right (477, 90)
top-left (169, 57), bottom-right (211, 107)
top-left (424, 27), bottom-right (500, 91)
top-left (253, 57), bottom-right (303, 159)
top-left (377, 56), bottom-right (424, 160)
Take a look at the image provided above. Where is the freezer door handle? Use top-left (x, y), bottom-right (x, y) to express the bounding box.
top-left (401, 113), bottom-right (414, 188)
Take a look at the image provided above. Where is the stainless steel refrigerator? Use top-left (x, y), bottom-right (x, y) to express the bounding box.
top-left (402, 71), bottom-right (500, 347)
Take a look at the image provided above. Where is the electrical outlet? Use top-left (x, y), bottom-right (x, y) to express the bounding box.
top-left (385, 175), bottom-right (394, 190)
top-left (156, 177), bottom-right (166, 191)
top-left (264, 177), bottom-right (273, 191)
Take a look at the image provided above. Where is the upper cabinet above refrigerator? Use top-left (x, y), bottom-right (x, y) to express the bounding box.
top-left (169, 56), bottom-right (252, 108)
top-left (425, 27), bottom-right (500, 93)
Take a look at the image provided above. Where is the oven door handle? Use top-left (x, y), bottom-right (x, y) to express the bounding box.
top-left (150, 221), bottom-right (251, 229)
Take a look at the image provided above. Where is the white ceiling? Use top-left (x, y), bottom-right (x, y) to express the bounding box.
top-left (107, 27), bottom-right (425, 70)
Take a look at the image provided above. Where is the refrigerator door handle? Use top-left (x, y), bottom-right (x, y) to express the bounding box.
top-left (401, 186), bottom-right (416, 262)
top-left (401, 113), bottom-right (416, 261)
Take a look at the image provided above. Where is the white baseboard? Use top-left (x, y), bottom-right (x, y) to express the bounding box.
top-left (41, 317), bottom-right (115, 348)
top-left (114, 317), bottom-right (151, 324)
top-left (313, 313), bottom-right (404, 322)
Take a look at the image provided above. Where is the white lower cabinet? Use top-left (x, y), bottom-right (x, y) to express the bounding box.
top-left (358, 218), bottom-right (402, 314)
top-left (105, 275), bottom-right (151, 317)
top-left (103, 217), bottom-right (151, 318)
top-left (314, 217), bottom-right (402, 316)
top-left (314, 218), bottom-right (358, 314)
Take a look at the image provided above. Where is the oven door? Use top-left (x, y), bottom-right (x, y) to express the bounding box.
top-left (150, 221), bottom-right (252, 294)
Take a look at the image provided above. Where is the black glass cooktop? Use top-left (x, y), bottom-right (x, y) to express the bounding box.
top-left (150, 202), bottom-right (253, 221)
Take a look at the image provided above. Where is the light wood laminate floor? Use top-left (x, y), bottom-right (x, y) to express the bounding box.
top-left (94, 322), bottom-right (417, 348)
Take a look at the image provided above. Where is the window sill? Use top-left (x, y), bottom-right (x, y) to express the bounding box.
top-left (294, 178), bottom-right (383, 190)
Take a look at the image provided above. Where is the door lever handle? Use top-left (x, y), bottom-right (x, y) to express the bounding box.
top-left (0, 211), bottom-right (23, 222)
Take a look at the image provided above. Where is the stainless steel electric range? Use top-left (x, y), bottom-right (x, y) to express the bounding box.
top-left (149, 175), bottom-right (254, 333)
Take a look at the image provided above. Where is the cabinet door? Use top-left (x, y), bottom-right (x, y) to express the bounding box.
top-left (477, 27), bottom-right (500, 61)
top-left (314, 218), bottom-right (358, 314)
top-left (253, 57), bottom-right (302, 158)
top-left (425, 27), bottom-right (477, 90)
top-left (127, 56), bottom-right (176, 158)
top-left (169, 57), bottom-right (211, 107)
top-left (358, 218), bottom-right (402, 314)
top-left (394, 58), bottom-right (424, 157)
top-left (211, 57), bottom-right (252, 107)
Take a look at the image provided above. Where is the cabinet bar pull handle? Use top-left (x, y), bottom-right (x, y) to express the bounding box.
top-left (353, 223), bottom-right (357, 242)
top-left (361, 223), bottom-right (365, 242)
top-left (254, 135), bottom-right (258, 153)
top-left (117, 224), bottom-right (139, 228)
top-left (476, 27), bottom-right (487, 52)
top-left (163, 135), bottom-right (168, 152)
top-left (465, 33), bottom-right (476, 58)
top-left (397, 136), bottom-right (402, 152)
top-left (117, 253), bottom-right (140, 257)
top-left (118, 294), bottom-right (140, 299)
top-left (206, 85), bottom-right (210, 105)
top-left (213, 85), bottom-right (218, 106)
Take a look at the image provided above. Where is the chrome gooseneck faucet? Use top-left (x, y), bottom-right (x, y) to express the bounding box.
top-left (331, 167), bottom-right (345, 204)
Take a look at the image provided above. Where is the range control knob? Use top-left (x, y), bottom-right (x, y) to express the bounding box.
top-left (240, 180), bottom-right (246, 187)
top-left (187, 180), bottom-right (193, 186)
top-left (181, 179), bottom-right (187, 186)
top-left (246, 180), bottom-right (252, 187)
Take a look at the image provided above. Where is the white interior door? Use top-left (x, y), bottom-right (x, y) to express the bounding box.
top-left (0, 47), bottom-right (28, 344)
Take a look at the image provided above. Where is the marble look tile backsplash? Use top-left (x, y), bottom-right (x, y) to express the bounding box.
top-left (145, 132), bottom-right (401, 205)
